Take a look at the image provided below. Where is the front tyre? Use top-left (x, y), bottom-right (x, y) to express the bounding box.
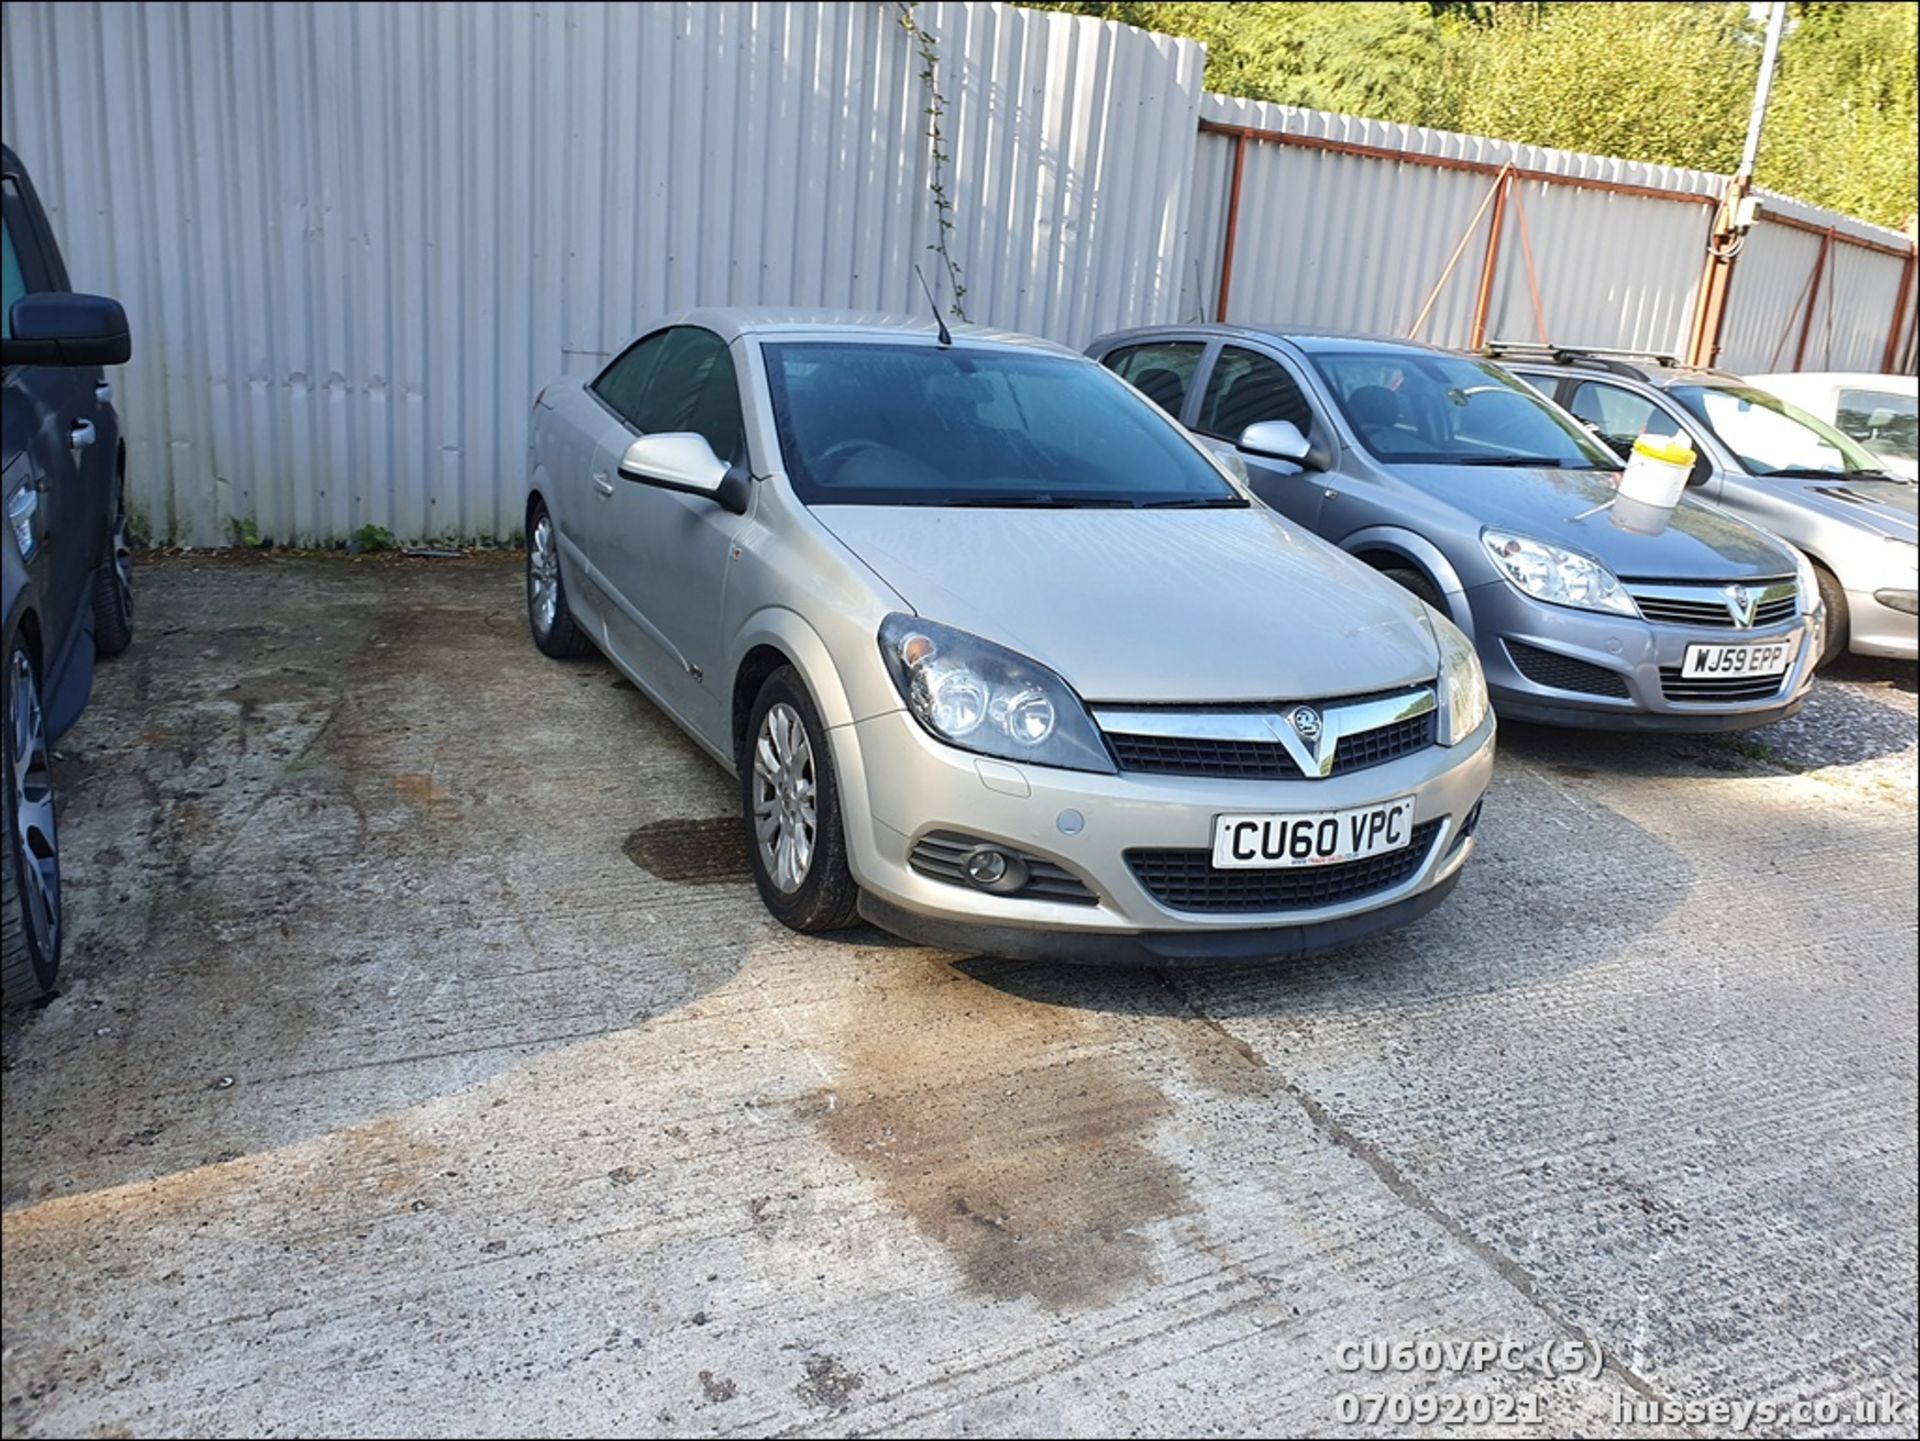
top-left (742, 667), bottom-right (859, 933)
top-left (92, 483), bottom-right (135, 658)
top-left (2, 644), bottom-right (62, 1004)
top-left (1811, 563), bottom-right (1848, 669)
top-left (526, 500), bottom-right (594, 659)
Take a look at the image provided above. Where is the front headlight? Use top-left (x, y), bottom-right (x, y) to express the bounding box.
top-left (1430, 611), bottom-right (1490, 745)
top-left (1789, 544), bottom-right (1821, 614)
top-left (1481, 529), bottom-right (1636, 616)
top-left (7, 486), bottom-right (38, 563)
top-left (878, 615), bottom-right (1115, 773)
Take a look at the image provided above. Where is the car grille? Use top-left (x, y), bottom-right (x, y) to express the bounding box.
top-left (1127, 819), bottom-right (1442, 914)
top-left (1626, 580), bottom-right (1797, 630)
top-left (1657, 668), bottom-right (1790, 704)
top-left (1096, 689), bottom-right (1437, 781)
top-left (909, 831), bottom-right (1099, 905)
top-left (1103, 711), bottom-right (1434, 779)
top-left (1505, 641), bottom-right (1631, 698)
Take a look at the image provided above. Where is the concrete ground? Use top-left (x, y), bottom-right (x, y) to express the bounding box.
top-left (2, 552), bottom-right (1915, 1439)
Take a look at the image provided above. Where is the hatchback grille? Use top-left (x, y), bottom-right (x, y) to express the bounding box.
top-left (1127, 820), bottom-right (1442, 914)
top-left (1657, 668), bottom-right (1790, 704)
top-left (909, 831), bottom-right (1099, 905)
top-left (1626, 580), bottom-right (1797, 630)
top-left (1505, 641), bottom-right (1631, 698)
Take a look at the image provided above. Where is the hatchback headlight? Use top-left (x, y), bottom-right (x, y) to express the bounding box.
top-left (7, 485), bottom-right (38, 563)
top-left (878, 615), bottom-right (1115, 773)
top-left (1482, 529), bottom-right (1636, 616)
top-left (1431, 612), bottom-right (1490, 745)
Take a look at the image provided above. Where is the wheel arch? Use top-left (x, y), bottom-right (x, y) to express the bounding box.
top-left (1341, 526), bottom-right (1476, 638)
top-left (728, 607), bottom-right (857, 767)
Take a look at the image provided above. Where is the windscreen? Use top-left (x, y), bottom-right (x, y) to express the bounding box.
top-left (1675, 384), bottom-right (1887, 478)
top-left (762, 341), bottom-right (1243, 508)
top-left (1308, 351), bottom-right (1617, 470)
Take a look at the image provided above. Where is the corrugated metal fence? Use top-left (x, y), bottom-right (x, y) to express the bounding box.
top-left (0, 1), bottom-right (1202, 546)
top-left (2, 3), bottom-right (1914, 546)
top-left (1188, 93), bottom-right (1916, 377)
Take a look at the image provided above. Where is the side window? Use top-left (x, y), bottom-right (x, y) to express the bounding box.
top-left (1566, 380), bottom-right (1678, 452)
top-left (590, 327), bottom-right (742, 462)
top-left (1196, 345), bottom-right (1315, 443)
top-left (591, 329), bottom-right (672, 428)
top-left (1836, 387), bottom-right (1917, 462)
top-left (0, 212), bottom-right (21, 341)
top-left (1103, 341), bottom-right (1204, 416)
top-left (633, 327), bottom-right (742, 462)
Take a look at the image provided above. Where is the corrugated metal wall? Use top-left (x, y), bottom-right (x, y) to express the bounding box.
top-left (1189, 93), bottom-right (1914, 379)
top-left (3, 5), bottom-right (1911, 546)
top-left (0, 1), bottom-right (1203, 546)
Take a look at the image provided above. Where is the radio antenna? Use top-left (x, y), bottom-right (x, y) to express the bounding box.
top-left (914, 264), bottom-right (953, 347)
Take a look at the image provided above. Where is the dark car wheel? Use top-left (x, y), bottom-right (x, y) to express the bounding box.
top-left (2, 644), bottom-right (62, 1004)
top-left (526, 500), bottom-right (594, 659)
top-left (742, 667), bottom-right (859, 934)
top-left (92, 484), bottom-right (135, 658)
top-left (1380, 565), bottom-right (1446, 612)
top-left (1811, 563), bottom-right (1848, 670)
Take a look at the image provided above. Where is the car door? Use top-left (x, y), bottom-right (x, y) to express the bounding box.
top-left (1191, 343), bottom-right (1332, 531)
top-left (590, 324), bottom-right (749, 742)
top-left (1, 168), bottom-right (104, 675)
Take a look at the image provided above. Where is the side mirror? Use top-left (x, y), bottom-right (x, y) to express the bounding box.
top-left (3, 292), bottom-right (132, 367)
top-left (618, 433), bottom-right (749, 515)
top-left (1237, 419), bottom-right (1331, 473)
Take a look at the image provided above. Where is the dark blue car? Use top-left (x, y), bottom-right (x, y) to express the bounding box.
top-left (3, 143), bottom-right (134, 1004)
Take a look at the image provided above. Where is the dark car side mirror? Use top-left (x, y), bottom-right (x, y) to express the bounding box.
top-left (3, 292), bottom-right (132, 368)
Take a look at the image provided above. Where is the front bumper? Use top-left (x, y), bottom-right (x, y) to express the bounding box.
top-left (1466, 580), bottom-right (1819, 731)
top-left (1846, 585), bottom-right (1918, 660)
top-left (828, 706), bottom-right (1495, 963)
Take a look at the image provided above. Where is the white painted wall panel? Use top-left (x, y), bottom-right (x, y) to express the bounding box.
top-left (1, 1), bottom-right (1203, 545)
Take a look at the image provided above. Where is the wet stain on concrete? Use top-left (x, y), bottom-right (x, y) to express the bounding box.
top-left (806, 955), bottom-right (1191, 1311)
top-left (794, 1353), bottom-right (863, 1412)
top-left (392, 772), bottom-right (461, 820)
top-left (622, 817), bottom-right (751, 884)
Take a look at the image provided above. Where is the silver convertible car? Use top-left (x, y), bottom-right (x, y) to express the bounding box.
top-left (525, 310), bottom-right (1494, 964)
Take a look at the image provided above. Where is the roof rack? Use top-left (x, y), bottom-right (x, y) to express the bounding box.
top-left (1482, 340), bottom-right (1679, 377)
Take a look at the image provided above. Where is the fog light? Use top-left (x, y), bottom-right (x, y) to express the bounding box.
top-left (964, 848), bottom-right (1009, 886)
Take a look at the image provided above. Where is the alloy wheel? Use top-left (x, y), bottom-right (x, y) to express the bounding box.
top-left (8, 651), bottom-right (59, 968)
top-left (752, 702), bottom-right (816, 893)
top-left (110, 503), bottom-right (134, 626)
top-left (528, 515), bottom-right (559, 636)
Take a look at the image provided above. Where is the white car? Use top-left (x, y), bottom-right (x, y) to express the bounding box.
top-left (1745, 372), bottom-right (1918, 482)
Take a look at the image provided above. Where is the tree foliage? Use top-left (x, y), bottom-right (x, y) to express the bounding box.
top-left (1022, 2), bottom-right (1917, 229)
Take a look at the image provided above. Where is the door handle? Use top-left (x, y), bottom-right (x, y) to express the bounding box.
top-left (70, 419), bottom-right (97, 448)
top-left (95, 381), bottom-right (114, 405)
top-left (592, 472), bottom-right (615, 497)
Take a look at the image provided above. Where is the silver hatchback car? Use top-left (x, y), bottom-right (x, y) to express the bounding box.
top-left (1087, 327), bottom-right (1824, 731)
top-left (525, 310), bottom-right (1494, 964)
top-left (1501, 350), bottom-right (1918, 665)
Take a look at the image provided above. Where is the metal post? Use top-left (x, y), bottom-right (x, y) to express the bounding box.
top-left (1793, 227), bottom-right (1835, 371)
top-left (1468, 171), bottom-right (1512, 351)
top-left (1738, 3), bottom-right (1788, 184)
top-left (1215, 132), bottom-right (1248, 325)
top-left (1884, 219), bottom-right (1917, 374)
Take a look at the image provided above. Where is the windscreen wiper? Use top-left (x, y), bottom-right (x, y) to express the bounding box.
top-left (1762, 466), bottom-right (1852, 479)
top-left (1140, 495), bottom-right (1249, 508)
top-left (935, 495), bottom-right (1138, 508)
top-left (1453, 455), bottom-right (1581, 468)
